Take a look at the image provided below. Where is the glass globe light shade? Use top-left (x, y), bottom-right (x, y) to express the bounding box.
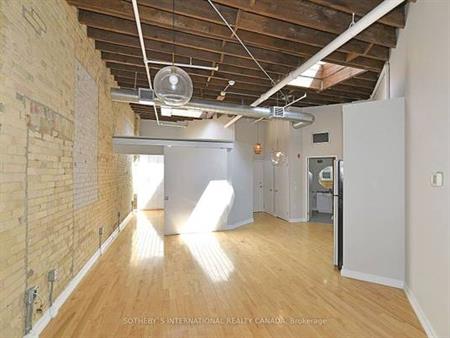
top-left (154, 66), bottom-right (193, 106)
top-left (271, 151), bottom-right (286, 166)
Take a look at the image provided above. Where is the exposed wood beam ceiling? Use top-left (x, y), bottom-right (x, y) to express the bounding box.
top-left (67, 0), bottom-right (406, 121)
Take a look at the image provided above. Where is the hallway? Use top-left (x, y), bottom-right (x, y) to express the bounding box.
top-left (42, 212), bottom-right (424, 338)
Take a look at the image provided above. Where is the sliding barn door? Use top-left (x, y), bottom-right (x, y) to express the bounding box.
top-left (164, 147), bottom-right (232, 235)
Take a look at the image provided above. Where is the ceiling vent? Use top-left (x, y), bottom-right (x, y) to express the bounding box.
top-left (271, 106), bottom-right (286, 118)
top-left (138, 88), bottom-right (155, 102)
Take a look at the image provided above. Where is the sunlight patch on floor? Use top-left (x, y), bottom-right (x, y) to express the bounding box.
top-left (130, 211), bottom-right (164, 264)
top-left (181, 233), bottom-right (234, 282)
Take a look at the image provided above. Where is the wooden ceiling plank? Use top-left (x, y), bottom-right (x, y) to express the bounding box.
top-left (132, 0), bottom-right (396, 48)
top-left (102, 51), bottom-right (276, 86)
top-left (71, 1), bottom-right (389, 61)
top-left (321, 67), bottom-right (367, 90)
top-left (110, 60), bottom-right (374, 100)
top-left (96, 41), bottom-right (284, 80)
top-left (84, 23), bottom-right (301, 68)
top-left (80, 11), bottom-right (385, 71)
top-left (205, 0), bottom-right (397, 47)
top-left (306, 0), bottom-right (405, 28)
top-left (107, 51), bottom-right (374, 96)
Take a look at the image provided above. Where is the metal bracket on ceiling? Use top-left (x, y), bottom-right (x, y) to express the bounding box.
top-left (145, 59), bottom-right (219, 71)
top-left (283, 93), bottom-right (307, 109)
top-left (349, 13), bottom-right (356, 28)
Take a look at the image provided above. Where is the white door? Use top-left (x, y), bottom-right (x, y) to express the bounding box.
top-left (253, 160), bottom-right (264, 212)
top-left (263, 160), bottom-right (274, 215)
top-left (274, 161), bottom-right (290, 221)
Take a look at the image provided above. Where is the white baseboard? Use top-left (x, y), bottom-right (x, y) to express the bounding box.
top-left (341, 268), bottom-right (404, 289)
top-left (404, 284), bottom-right (437, 338)
top-left (288, 217), bottom-right (307, 223)
top-left (24, 212), bottom-right (133, 338)
top-left (226, 217), bottom-right (254, 230)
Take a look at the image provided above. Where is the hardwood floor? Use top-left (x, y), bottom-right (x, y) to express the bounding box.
top-left (42, 211), bottom-right (425, 338)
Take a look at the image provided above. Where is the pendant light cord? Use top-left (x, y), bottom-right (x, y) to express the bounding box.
top-left (206, 0), bottom-right (288, 103)
top-left (172, 0), bottom-right (175, 65)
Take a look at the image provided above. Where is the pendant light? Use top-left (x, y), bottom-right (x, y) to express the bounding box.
top-left (271, 151), bottom-right (286, 166)
top-left (271, 122), bottom-right (286, 166)
top-left (153, 0), bottom-right (193, 106)
top-left (154, 66), bottom-right (193, 106)
top-left (253, 122), bottom-right (262, 155)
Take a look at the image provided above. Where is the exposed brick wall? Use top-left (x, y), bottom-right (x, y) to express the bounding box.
top-left (0, 1), bottom-right (135, 337)
top-left (74, 61), bottom-right (99, 210)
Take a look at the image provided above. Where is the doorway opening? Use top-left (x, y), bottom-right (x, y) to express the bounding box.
top-left (307, 157), bottom-right (335, 224)
top-left (132, 155), bottom-right (165, 211)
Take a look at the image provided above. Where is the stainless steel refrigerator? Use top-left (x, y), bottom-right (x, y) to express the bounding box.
top-left (333, 160), bottom-right (344, 269)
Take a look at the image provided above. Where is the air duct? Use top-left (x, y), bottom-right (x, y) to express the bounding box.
top-left (111, 88), bottom-right (314, 128)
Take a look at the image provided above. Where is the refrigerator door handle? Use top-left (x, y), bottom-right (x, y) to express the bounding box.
top-left (333, 195), bottom-right (338, 266)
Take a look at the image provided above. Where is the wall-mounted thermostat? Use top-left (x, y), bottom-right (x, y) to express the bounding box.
top-left (431, 171), bottom-right (444, 187)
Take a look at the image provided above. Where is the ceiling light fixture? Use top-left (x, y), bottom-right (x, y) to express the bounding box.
top-left (153, 66), bottom-right (193, 106)
top-left (253, 122), bottom-right (263, 155)
top-left (161, 106), bottom-right (203, 118)
top-left (216, 80), bottom-right (235, 101)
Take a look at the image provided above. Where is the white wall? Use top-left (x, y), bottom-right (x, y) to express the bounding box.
top-left (286, 105), bottom-right (343, 221)
top-left (226, 119), bottom-right (260, 226)
top-left (140, 116), bottom-right (234, 141)
top-left (385, 2), bottom-right (450, 337)
top-left (342, 98), bottom-right (405, 287)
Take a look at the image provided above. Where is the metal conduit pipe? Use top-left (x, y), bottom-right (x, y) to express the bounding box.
top-left (111, 88), bottom-right (314, 128)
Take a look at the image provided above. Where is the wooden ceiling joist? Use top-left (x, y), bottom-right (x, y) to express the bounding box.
top-left (104, 52), bottom-right (375, 96)
top-left (80, 11), bottom-right (386, 73)
top-left (307, 0), bottom-right (405, 28)
top-left (72, 1), bottom-right (391, 61)
top-left (66, 0), bottom-right (407, 120)
top-left (145, 0), bottom-right (398, 47)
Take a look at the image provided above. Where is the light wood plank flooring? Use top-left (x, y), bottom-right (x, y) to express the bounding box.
top-left (42, 211), bottom-right (425, 338)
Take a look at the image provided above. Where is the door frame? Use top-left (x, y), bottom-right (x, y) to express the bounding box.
top-left (305, 155), bottom-right (337, 222)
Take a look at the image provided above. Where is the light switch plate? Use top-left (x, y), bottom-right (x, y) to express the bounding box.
top-left (431, 171), bottom-right (444, 187)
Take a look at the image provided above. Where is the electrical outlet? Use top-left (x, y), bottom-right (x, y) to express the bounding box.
top-left (98, 227), bottom-right (103, 235)
top-left (48, 269), bottom-right (57, 282)
top-left (25, 286), bottom-right (38, 304)
top-left (24, 286), bottom-right (38, 334)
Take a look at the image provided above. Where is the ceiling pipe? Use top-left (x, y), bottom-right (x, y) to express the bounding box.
top-left (145, 59), bottom-right (219, 71)
top-left (225, 0), bottom-right (405, 127)
top-left (131, 0), bottom-right (161, 125)
top-left (111, 88), bottom-right (314, 128)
